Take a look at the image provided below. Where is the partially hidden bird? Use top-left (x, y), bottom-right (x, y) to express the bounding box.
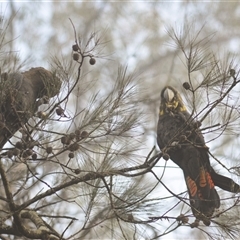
top-left (157, 86), bottom-right (240, 225)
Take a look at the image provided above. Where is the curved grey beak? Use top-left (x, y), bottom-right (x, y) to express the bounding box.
top-left (163, 88), bottom-right (174, 102)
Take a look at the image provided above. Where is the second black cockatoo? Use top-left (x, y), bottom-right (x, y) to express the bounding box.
top-left (0, 67), bottom-right (61, 148)
top-left (157, 86), bottom-right (240, 225)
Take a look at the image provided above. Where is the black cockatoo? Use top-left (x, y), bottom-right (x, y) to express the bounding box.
top-left (0, 67), bottom-right (61, 148)
top-left (157, 86), bottom-right (240, 225)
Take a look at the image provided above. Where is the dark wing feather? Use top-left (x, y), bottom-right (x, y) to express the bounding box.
top-left (210, 168), bottom-right (240, 193)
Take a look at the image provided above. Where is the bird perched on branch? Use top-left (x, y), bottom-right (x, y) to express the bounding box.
top-left (157, 86), bottom-right (240, 225)
top-left (0, 67), bottom-right (61, 148)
